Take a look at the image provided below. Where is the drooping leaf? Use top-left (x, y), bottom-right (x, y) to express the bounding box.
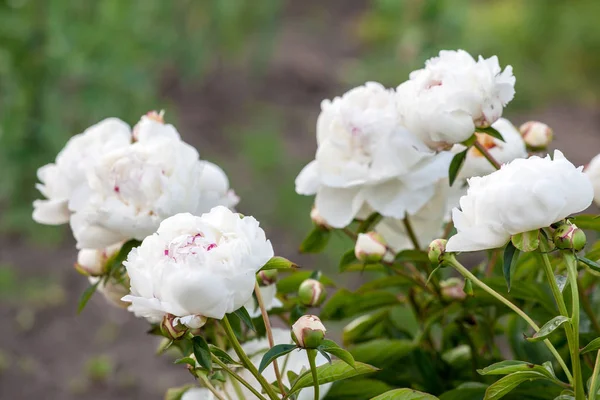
top-left (209, 345), bottom-right (239, 365)
top-left (318, 348), bottom-right (332, 364)
top-left (527, 316), bottom-right (569, 342)
top-left (77, 280), bottom-right (100, 314)
top-left (258, 343), bottom-right (297, 373)
top-left (484, 371), bottom-right (550, 400)
top-left (503, 242), bottom-right (519, 292)
top-left (449, 149), bottom-right (468, 186)
top-left (318, 339), bottom-right (355, 368)
top-left (370, 388), bottom-right (439, 399)
top-left (577, 256), bottom-right (600, 273)
top-left (287, 360), bottom-right (378, 396)
top-left (173, 357), bottom-right (196, 367)
top-left (477, 126), bottom-right (505, 142)
top-left (580, 337), bottom-right (600, 354)
top-left (299, 228), bottom-right (331, 253)
top-left (191, 336), bottom-right (212, 371)
top-left (233, 307), bottom-right (256, 331)
top-left (511, 230), bottom-right (539, 253)
top-left (477, 360), bottom-right (556, 380)
top-left (260, 256), bottom-right (298, 271)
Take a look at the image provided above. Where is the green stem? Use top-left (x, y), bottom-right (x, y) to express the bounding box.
top-left (564, 253), bottom-right (585, 400)
top-left (403, 216), bottom-right (421, 250)
top-left (197, 373), bottom-right (227, 400)
top-left (445, 255), bottom-right (573, 383)
top-left (474, 140), bottom-right (501, 169)
top-left (307, 349), bottom-right (319, 400)
top-left (211, 354), bottom-right (267, 400)
top-left (590, 351), bottom-right (600, 400)
top-left (221, 316), bottom-right (280, 400)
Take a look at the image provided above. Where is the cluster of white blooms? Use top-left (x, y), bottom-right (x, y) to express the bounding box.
top-left (33, 112), bottom-right (238, 250)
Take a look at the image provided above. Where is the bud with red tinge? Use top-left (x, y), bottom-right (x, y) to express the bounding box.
top-left (428, 239), bottom-right (448, 264)
top-left (440, 278), bottom-right (467, 301)
top-left (161, 314), bottom-right (189, 340)
top-left (519, 121), bottom-right (553, 151)
top-left (553, 223), bottom-right (586, 252)
top-left (257, 269), bottom-right (278, 286)
top-left (298, 279), bottom-right (327, 307)
top-left (292, 315), bottom-right (326, 349)
top-left (355, 232), bottom-right (387, 263)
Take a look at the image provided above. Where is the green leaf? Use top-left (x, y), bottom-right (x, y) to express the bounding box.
top-left (339, 249), bottom-right (359, 272)
top-left (260, 256), bottom-right (298, 271)
top-left (356, 276), bottom-right (413, 293)
top-left (258, 343), bottom-right (297, 373)
top-left (394, 249), bottom-right (430, 264)
top-left (173, 357), bottom-right (196, 367)
top-left (318, 348), bottom-right (332, 364)
top-left (484, 371), bottom-right (550, 400)
top-left (477, 126), bottom-right (505, 142)
top-left (439, 382), bottom-right (488, 400)
top-left (570, 214), bottom-right (600, 231)
top-left (580, 337), bottom-right (600, 354)
top-left (527, 316), bottom-right (569, 342)
top-left (191, 336), bottom-right (212, 371)
top-left (320, 289), bottom-right (399, 321)
top-left (318, 339), bottom-right (355, 367)
top-left (233, 307), bottom-right (256, 331)
top-left (350, 339), bottom-right (415, 367)
top-left (463, 278), bottom-right (474, 296)
top-left (325, 378), bottom-right (394, 400)
top-left (209, 345), bottom-right (239, 365)
top-left (511, 230), bottom-right (540, 253)
top-left (370, 388), bottom-right (439, 399)
top-left (77, 280), bottom-right (100, 314)
top-left (577, 256), bottom-right (600, 273)
top-left (105, 239), bottom-right (140, 277)
top-left (358, 212), bottom-right (382, 233)
top-left (449, 149), bottom-right (468, 186)
top-left (502, 242), bottom-right (519, 292)
top-left (299, 228), bottom-right (331, 253)
top-left (477, 360), bottom-right (556, 379)
top-left (287, 360), bottom-right (378, 396)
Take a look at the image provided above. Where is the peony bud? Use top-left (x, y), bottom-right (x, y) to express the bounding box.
top-left (75, 243), bottom-right (122, 276)
top-left (310, 206), bottom-right (331, 230)
top-left (291, 315), bottom-right (326, 349)
top-left (298, 279), bottom-right (327, 307)
top-left (161, 314), bottom-right (189, 340)
top-left (553, 223), bottom-right (586, 252)
top-left (355, 232), bottom-right (387, 263)
top-left (428, 239), bottom-right (448, 264)
top-left (257, 269), bottom-right (278, 286)
top-left (440, 278), bottom-right (467, 302)
top-left (519, 121), bottom-right (553, 151)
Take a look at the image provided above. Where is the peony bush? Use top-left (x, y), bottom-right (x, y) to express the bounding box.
top-left (33, 49), bottom-right (600, 400)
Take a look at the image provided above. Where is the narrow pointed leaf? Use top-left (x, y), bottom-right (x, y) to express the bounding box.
top-left (358, 212), bottom-right (382, 233)
top-left (449, 149), bottom-right (469, 186)
top-left (77, 280), bottom-right (100, 314)
top-left (484, 371), bottom-right (550, 400)
top-left (173, 357), bottom-right (196, 367)
top-left (318, 339), bottom-right (355, 367)
top-left (477, 126), bottom-right (505, 142)
top-left (577, 256), bottom-right (600, 273)
top-left (339, 249), bottom-right (359, 272)
top-left (477, 360), bottom-right (556, 379)
top-left (192, 336), bottom-right (212, 371)
top-left (370, 388), bottom-right (439, 399)
top-left (300, 228), bottom-right (331, 253)
top-left (527, 316), bottom-right (569, 342)
top-left (258, 343), bottom-right (297, 373)
top-left (287, 360), bottom-right (378, 396)
top-left (260, 256), bottom-right (298, 271)
top-left (318, 349), bottom-right (332, 364)
top-left (580, 337), bottom-right (600, 354)
top-left (503, 242), bottom-right (519, 291)
top-left (233, 307), bottom-right (256, 332)
top-left (209, 345), bottom-right (239, 365)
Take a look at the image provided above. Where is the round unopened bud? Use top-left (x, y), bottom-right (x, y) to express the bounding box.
top-left (355, 232), bottom-right (387, 263)
top-left (310, 206), bottom-right (330, 230)
top-left (428, 239), bottom-right (448, 264)
top-left (161, 314), bottom-right (189, 340)
top-left (257, 269), bottom-right (278, 286)
top-left (440, 278), bottom-right (467, 302)
top-left (291, 315), bottom-right (326, 349)
top-left (519, 121), bottom-right (553, 151)
top-left (553, 223), bottom-right (586, 252)
top-left (298, 279), bottom-right (327, 307)
top-left (75, 243), bottom-right (122, 276)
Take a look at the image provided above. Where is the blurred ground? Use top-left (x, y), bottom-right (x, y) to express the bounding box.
top-left (1, 1), bottom-right (600, 399)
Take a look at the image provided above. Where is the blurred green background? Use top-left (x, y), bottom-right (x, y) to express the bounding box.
top-left (1, 0), bottom-right (599, 398)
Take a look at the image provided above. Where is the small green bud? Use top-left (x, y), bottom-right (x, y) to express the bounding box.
top-left (257, 269), bottom-right (278, 286)
top-left (554, 223), bottom-right (586, 252)
top-left (298, 279), bottom-right (327, 307)
top-left (291, 315), bottom-right (326, 349)
top-left (428, 239), bottom-right (448, 264)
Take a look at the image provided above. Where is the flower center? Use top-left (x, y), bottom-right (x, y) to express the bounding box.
top-left (164, 233), bottom-right (218, 261)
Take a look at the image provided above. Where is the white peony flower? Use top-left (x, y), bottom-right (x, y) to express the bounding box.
top-left (32, 118), bottom-right (132, 225)
top-left (243, 283), bottom-right (283, 318)
top-left (396, 49), bottom-right (515, 149)
top-left (446, 150), bottom-right (593, 252)
top-left (585, 154), bottom-right (600, 207)
top-left (296, 81), bottom-right (451, 228)
top-left (227, 328), bottom-right (332, 400)
top-left (70, 116), bottom-right (238, 249)
top-left (121, 207), bottom-right (273, 326)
